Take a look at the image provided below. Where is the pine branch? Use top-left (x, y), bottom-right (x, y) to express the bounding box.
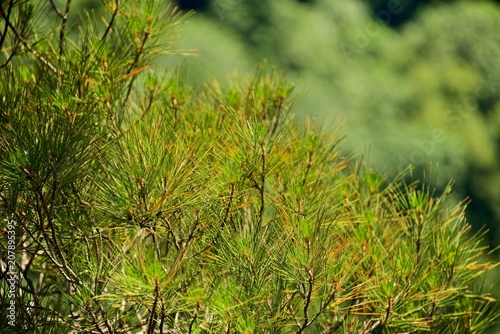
top-left (1, 11), bottom-right (61, 75)
top-left (101, 0), bottom-right (119, 41)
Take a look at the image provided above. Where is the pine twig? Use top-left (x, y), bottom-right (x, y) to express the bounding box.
top-left (1, 13), bottom-right (61, 75)
top-left (101, 0), bottom-right (119, 41)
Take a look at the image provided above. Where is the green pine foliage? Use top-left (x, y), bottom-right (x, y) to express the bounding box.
top-left (0, 1), bottom-right (498, 333)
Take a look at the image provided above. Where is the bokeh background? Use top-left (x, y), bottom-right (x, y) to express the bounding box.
top-left (66, 0), bottom-right (500, 329)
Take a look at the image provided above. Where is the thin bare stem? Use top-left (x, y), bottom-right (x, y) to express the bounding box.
top-left (296, 267), bottom-right (315, 333)
top-left (2, 16), bottom-right (61, 74)
top-left (0, 0), bottom-right (14, 54)
top-left (58, 0), bottom-right (72, 57)
top-left (101, 0), bottom-right (119, 41)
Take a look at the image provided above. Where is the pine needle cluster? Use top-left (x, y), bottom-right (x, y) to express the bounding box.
top-left (0, 1), bottom-right (498, 333)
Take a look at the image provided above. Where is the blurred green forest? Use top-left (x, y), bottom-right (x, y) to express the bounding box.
top-left (64, 0), bottom-right (500, 266)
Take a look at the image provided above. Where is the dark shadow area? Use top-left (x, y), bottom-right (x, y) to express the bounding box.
top-left (175, 0), bottom-right (210, 11)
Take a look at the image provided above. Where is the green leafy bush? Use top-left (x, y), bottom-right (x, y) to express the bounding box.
top-left (0, 1), bottom-right (498, 333)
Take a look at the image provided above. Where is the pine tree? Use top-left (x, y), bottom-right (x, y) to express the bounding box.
top-left (1, 1), bottom-right (498, 333)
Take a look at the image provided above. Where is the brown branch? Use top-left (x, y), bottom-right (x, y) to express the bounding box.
top-left (101, 0), bottom-right (119, 41)
top-left (2, 16), bottom-right (61, 75)
top-left (0, 0), bottom-right (14, 55)
top-left (0, 1), bottom-right (25, 70)
top-left (255, 140), bottom-right (266, 245)
top-left (302, 149), bottom-right (313, 187)
top-left (58, 0), bottom-right (72, 57)
top-left (0, 42), bottom-right (19, 70)
top-left (162, 214), bottom-right (180, 251)
top-left (48, 0), bottom-right (64, 18)
top-left (85, 300), bottom-right (107, 334)
top-left (19, 164), bottom-right (78, 285)
top-left (376, 297), bottom-right (392, 334)
top-left (415, 211), bottom-right (423, 264)
top-left (158, 300), bottom-right (165, 334)
top-left (261, 141), bottom-right (266, 190)
top-left (297, 267), bottom-right (314, 333)
top-left (188, 301), bottom-right (200, 334)
top-left (122, 30), bottom-right (150, 107)
top-left (269, 95), bottom-right (285, 138)
top-left (147, 278), bottom-right (160, 334)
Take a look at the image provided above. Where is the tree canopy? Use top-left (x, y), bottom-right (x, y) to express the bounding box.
top-left (1, 0), bottom-right (499, 333)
